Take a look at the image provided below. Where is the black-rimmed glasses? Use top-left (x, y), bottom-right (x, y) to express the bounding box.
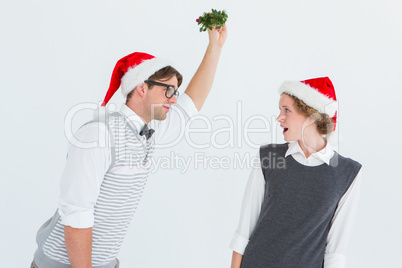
top-left (144, 80), bottom-right (179, 99)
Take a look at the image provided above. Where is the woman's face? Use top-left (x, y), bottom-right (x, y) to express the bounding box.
top-left (277, 94), bottom-right (312, 142)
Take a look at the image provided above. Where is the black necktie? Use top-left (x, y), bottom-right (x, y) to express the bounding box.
top-left (139, 124), bottom-right (155, 140)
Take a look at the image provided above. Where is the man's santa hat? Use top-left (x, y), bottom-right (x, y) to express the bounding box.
top-left (278, 77), bottom-right (338, 130)
top-left (101, 52), bottom-right (173, 106)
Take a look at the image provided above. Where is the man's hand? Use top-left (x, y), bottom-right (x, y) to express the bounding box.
top-left (208, 26), bottom-right (228, 48)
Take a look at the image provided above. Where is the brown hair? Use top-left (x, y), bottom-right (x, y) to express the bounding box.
top-left (285, 93), bottom-right (334, 135)
top-left (126, 66), bottom-right (183, 102)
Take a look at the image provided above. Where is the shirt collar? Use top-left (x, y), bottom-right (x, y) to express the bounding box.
top-left (285, 141), bottom-right (334, 165)
top-left (119, 104), bottom-right (146, 133)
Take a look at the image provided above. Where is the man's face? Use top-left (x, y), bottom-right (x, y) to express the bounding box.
top-left (144, 76), bottom-right (178, 121)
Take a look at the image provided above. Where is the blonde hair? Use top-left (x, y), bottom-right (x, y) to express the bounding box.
top-left (285, 93), bottom-right (334, 135)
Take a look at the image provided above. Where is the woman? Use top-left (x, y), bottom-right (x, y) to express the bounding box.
top-left (230, 77), bottom-right (362, 268)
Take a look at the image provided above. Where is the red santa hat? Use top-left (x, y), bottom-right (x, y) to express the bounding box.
top-left (278, 77), bottom-right (338, 129)
top-left (101, 52), bottom-right (173, 106)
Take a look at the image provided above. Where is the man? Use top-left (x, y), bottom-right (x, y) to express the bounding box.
top-left (32, 26), bottom-right (227, 268)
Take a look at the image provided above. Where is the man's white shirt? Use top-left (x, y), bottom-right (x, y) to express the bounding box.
top-left (58, 93), bottom-right (198, 228)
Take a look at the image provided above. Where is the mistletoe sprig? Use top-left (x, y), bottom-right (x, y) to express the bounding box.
top-left (196, 9), bottom-right (228, 32)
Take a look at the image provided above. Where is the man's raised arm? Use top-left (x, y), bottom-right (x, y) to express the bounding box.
top-left (184, 26), bottom-right (227, 111)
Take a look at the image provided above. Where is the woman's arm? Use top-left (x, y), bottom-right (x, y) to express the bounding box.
top-left (231, 251), bottom-right (243, 268)
top-left (229, 151), bottom-right (265, 263)
top-left (324, 169), bottom-right (363, 267)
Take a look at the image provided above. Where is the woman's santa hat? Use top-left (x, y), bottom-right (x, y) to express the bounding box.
top-left (278, 77), bottom-right (338, 129)
top-left (101, 52), bottom-right (173, 106)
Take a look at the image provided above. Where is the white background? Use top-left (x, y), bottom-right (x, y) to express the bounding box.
top-left (1, 0), bottom-right (401, 267)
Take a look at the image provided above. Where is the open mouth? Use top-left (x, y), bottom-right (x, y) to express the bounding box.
top-left (283, 128), bottom-right (289, 134)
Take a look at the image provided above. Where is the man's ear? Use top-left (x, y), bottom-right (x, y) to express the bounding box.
top-left (136, 83), bottom-right (146, 97)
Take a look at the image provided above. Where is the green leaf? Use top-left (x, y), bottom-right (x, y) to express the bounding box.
top-left (196, 8), bottom-right (228, 32)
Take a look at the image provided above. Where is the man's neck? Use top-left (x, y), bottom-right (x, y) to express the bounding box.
top-left (126, 101), bottom-right (149, 124)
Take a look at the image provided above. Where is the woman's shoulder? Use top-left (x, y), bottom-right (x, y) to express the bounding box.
top-left (259, 143), bottom-right (289, 155)
top-left (260, 142), bottom-right (289, 149)
top-left (332, 151), bottom-right (362, 169)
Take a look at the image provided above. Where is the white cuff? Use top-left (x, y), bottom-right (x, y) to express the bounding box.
top-left (324, 252), bottom-right (346, 268)
top-left (229, 231), bottom-right (249, 255)
top-left (177, 92), bottom-right (198, 117)
top-left (58, 207), bottom-right (94, 228)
